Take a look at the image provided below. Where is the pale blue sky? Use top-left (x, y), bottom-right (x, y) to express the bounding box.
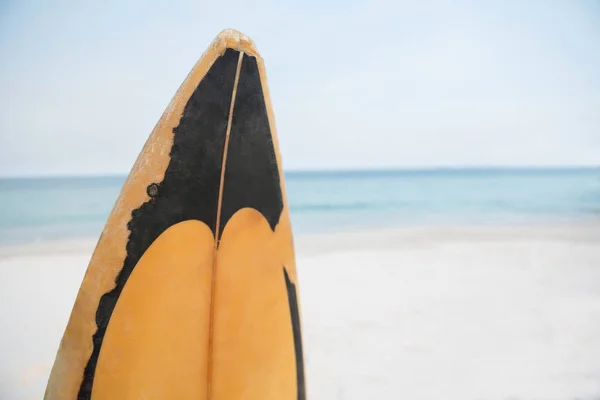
top-left (0, 0), bottom-right (599, 176)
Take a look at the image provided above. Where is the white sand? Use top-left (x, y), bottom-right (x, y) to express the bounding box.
top-left (1, 224), bottom-right (600, 399)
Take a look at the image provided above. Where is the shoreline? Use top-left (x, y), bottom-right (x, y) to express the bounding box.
top-left (1, 219), bottom-right (598, 259)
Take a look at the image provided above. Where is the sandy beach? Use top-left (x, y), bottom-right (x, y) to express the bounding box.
top-left (1, 223), bottom-right (599, 400)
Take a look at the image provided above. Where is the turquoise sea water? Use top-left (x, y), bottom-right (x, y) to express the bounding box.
top-left (0, 168), bottom-right (598, 245)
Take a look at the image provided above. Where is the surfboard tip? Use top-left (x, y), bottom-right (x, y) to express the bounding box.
top-left (214, 28), bottom-right (260, 58)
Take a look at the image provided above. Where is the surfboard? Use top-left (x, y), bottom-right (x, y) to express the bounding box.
top-left (44, 29), bottom-right (306, 400)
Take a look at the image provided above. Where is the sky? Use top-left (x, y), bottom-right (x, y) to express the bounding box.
top-left (0, 0), bottom-right (599, 176)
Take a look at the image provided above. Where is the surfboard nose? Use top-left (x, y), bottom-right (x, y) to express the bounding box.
top-left (212, 28), bottom-right (260, 58)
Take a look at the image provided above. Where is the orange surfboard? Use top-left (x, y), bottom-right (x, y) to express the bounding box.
top-left (44, 29), bottom-right (306, 400)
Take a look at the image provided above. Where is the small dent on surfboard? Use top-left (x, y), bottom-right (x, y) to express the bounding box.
top-left (146, 183), bottom-right (160, 198)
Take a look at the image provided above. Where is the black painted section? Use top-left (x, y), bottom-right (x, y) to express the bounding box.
top-left (284, 267), bottom-right (306, 400)
top-left (77, 49), bottom-right (240, 399)
top-left (218, 53), bottom-right (283, 240)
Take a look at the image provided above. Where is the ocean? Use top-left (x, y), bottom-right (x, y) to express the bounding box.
top-left (0, 168), bottom-right (598, 245)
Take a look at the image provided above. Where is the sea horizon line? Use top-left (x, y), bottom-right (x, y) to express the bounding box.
top-left (0, 165), bottom-right (598, 180)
